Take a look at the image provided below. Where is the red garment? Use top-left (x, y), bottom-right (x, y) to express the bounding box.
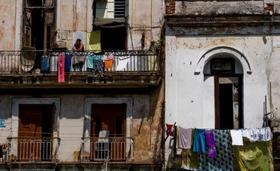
top-left (166, 124), bottom-right (174, 136)
top-left (58, 53), bottom-right (65, 83)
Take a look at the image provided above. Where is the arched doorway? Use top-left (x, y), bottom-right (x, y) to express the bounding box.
top-left (204, 54), bottom-right (244, 129)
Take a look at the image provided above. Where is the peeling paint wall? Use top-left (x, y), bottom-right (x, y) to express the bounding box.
top-left (164, 26), bottom-right (280, 167)
top-left (127, 0), bottom-right (164, 50)
top-left (56, 0), bottom-right (164, 50)
top-left (0, 0), bottom-right (164, 50)
top-left (0, 0), bottom-right (22, 50)
top-left (0, 93), bottom-right (163, 163)
top-left (55, 0), bottom-right (164, 50)
top-left (56, 0), bottom-right (93, 49)
top-left (165, 27), bottom-right (280, 127)
top-left (267, 37), bottom-right (280, 132)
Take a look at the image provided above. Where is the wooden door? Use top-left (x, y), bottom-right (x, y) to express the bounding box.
top-left (18, 105), bottom-right (53, 161)
top-left (19, 105), bottom-right (43, 138)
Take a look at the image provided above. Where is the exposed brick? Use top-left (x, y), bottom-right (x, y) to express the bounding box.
top-left (166, 0), bottom-right (176, 15)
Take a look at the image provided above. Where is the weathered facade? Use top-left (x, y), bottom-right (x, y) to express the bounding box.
top-left (0, 0), bottom-right (164, 170)
top-left (165, 0), bottom-right (280, 169)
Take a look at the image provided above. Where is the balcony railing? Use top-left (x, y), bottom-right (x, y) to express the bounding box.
top-left (0, 50), bottom-right (160, 85)
top-left (6, 137), bottom-right (60, 162)
top-left (4, 137), bottom-right (132, 163)
top-left (18, 138), bottom-right (53, 161)
top-left (81, 137), bottom-right (133, 162)
top-left (0, 50), bottom-right (159, 74)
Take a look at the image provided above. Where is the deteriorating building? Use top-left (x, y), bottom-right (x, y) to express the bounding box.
top-left (0, 0), bottom-right (164, 170)
top-left (164, 0), bottom-right (280, 169)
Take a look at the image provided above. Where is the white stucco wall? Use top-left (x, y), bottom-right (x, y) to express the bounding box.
top-left (165, 28), bottom-right (280, 129)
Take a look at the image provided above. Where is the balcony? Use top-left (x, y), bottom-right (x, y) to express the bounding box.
top-left (17, 138), bottom-right (54, 161)
top-left (0, 50), bottom-right (161, 89)
top-left (3, 136), bottom-right (132, 164)
top-left (6, 137), bottom-right (60, 163)
top-left (81, 136), bottom-right (133, 163)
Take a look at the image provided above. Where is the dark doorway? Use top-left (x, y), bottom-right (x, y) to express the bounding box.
top-left (219, 84), bottom-right (233, 129)
top-left (18, 104), bottom-right (54, 161)
top-left (101, 27), bottom-right (127, 50)
top-left (31, 9), bottom-right (44, 50)
top-left (91, 104), bottom-right (126, 136)
top-left (215, 76), bottom-right (243, 129)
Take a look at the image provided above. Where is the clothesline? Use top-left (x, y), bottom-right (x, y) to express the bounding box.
top-left (166, 124), bottom-right (274, 171)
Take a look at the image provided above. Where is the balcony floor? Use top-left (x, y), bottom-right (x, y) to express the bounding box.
top-left (0, 72), bottom-right (161, 89)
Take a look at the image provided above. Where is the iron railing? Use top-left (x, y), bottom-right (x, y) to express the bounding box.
top-left (0, 50), bottom-right (159, 75)
top-left (17, 138), bottom-right (54, 161)
top-left (81, 137), bottom-right (133, 162)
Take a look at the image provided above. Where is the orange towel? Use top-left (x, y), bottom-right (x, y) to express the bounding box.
top-left (104, 59), bottom-right (113, 69)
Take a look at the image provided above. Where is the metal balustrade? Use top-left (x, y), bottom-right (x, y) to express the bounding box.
top-left (81, 137), bottom-right (133, 162)
top-left (17, 138), bottom-right (54, 161)
top-left (0, 50), bottom-right (159, 75)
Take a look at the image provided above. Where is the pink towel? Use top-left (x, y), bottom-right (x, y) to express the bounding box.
top-left (58, 53), bottom-right (65, 83)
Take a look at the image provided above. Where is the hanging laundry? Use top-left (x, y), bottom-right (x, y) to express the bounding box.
top-left (193, 129), bottom-right (206, 154)
top-left (116, 56), bottom-right (130, 71)
top-left (50, 52), bottom-right (58, 72)
top-left (233, 139), bottom-right (274, 171)
top-left (86, 54), bottom-right (95, 70)
top-left (87, 31), bottom-right (101, 51)
top-left (204, 130), bottom-right (217, 158)
top-left (91, 54), bottom-right (104, 77)
top-left (41, 55), bottom-right (49, 73)
top-left (242, 127), bottom-right (272, 142)
top-left (104, 53), bottom-right (114, 71)
top-left (64, 52), bottom-right (72, 72)
top-left (181, 149), bottom-right (199, 170)
top-left (230, 130), bottom-right (244, 146)
top-left (199, 130), bottom-right (234, 171)
top-left (72, 53), bottom-right (86, 72)
top-left (57, 53), bottom-right (65, 83)
top-left (166, 124), bottom-right (174, 137)
top-left (178, 127), bottom-right (192, 150)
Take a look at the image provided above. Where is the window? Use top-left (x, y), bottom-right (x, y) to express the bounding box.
top-left (94, 0), bottom-right (126, 19)
top-left (210, 58), bottom-right (235, 75)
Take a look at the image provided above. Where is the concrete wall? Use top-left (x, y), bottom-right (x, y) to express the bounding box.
top-left (164, 26), bottom-right (280, 168)
top-left (128, 0), bottom-right (164, 50)
top-left (56, 0), bottom-right (93, 49)
top-left (166, 0), bottom-right (279, 16)
top-left (0, 0), bottom-right (164, 50)
top-left (267, 37), bottom-right (280, 131)
top-left (56, 0), bottom-right (164, 50)
top-left (0, 0), bottom-right (22, 50)
top-left (165, 27), bottom-right (280, 129)
top-left (0, 93), bottom-right (163, 163)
